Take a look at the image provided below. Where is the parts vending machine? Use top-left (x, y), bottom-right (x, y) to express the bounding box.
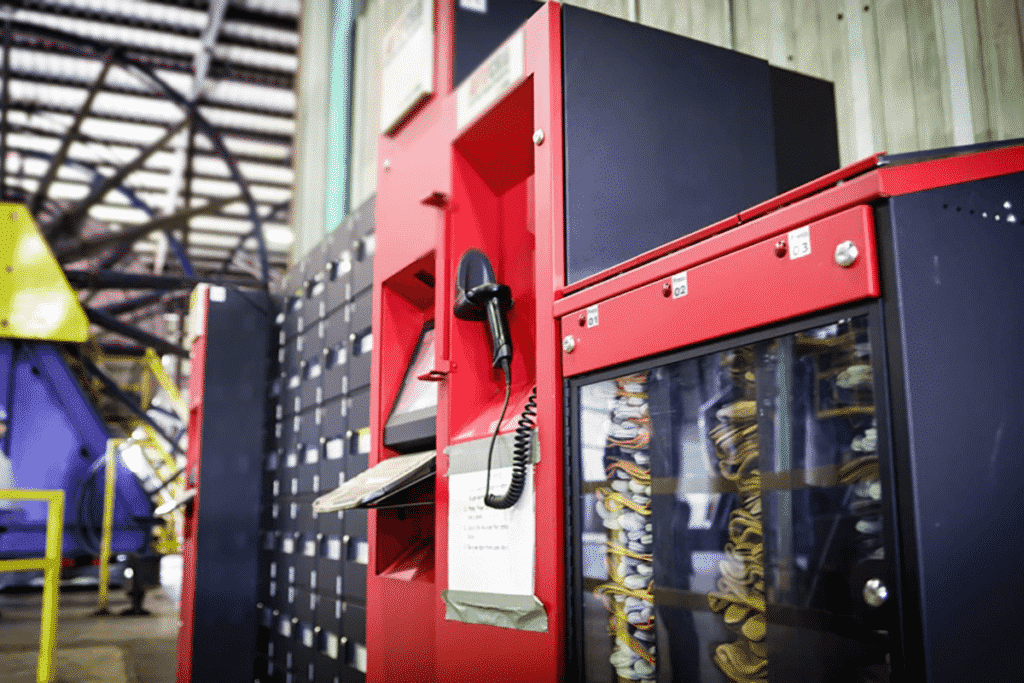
top-left (560, 143), bottom-right (1024, 683)
top-left (360, 0), bottom-right (1024, 681)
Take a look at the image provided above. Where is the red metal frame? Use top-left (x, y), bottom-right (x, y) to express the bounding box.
top-left (559, 205), bottom-right (879, 376)
top-left (368, 3), bottom-right (566, 682)
top-left (558, 153), bottom-right (886, 298)
top-left (554, 142), bottom-right (1024, 318)
top-left (176, 288), bottom-right (208, 683)
top-left (368, 0), bottom-right (1024, 677)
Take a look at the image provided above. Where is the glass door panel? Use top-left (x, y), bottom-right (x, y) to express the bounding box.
top-left (572, 315), bottom-right (891, 683)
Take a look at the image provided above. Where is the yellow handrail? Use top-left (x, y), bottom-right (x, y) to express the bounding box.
top-left (144, 348), bottom-right (186, 420)
top-left (95, 439), bottom-right (124, 614)
top-left (0, 488), bottom-right (65, 683)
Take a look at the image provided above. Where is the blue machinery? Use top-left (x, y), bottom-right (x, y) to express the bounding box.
top-left (0, 206), bottom-right (153, 577)
top-left (0, 340), bottom-right (153, 562)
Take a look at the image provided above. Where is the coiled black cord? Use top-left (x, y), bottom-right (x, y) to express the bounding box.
top-left (483, 363), bottom-right (537, 510)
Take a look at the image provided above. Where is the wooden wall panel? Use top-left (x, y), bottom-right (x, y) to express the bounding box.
top-left (639, 0), bottom-right (733, 47)
top-left (563, 0), bottom-right (631, 20)
top-left (349, 7), bottom-right (380, 210)
top-left (818, 0), bottom-right (861, 164)
top-left (731, 0), bottom-right (772, 58)
top-left (955, 0), bottom-right (994, 142)
top-left (350, 0), bottom-right (409, 210)
top-left (334, 0), bottom-right (1024, 213)
top-left (792, 0), bottom-right (829, 79)
top-left (976, 0), bottom-right (1024, 140)
top-left (903, 0), bottom-right (949, 149)
top-left (874, 0), bottom-right (920, 153)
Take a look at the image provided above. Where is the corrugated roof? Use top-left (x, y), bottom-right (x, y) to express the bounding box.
top-left (2, 0), bottom-right (298, 284)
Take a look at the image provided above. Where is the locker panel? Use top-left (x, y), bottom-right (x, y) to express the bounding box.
top-left (346, 390), bottom-right (370, 431)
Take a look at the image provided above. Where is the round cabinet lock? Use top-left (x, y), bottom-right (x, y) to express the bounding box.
top-left (863, 578), bottom-right (888, 607)
top-left (835, 240), bottom-right (859, 267)
top-left (562, 335), bottom-right (576, 353)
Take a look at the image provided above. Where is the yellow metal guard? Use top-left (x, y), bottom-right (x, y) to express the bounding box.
top-left (0, 488), bottom-right (65, 683)
top-left (0, 204), bottom-right (88, 342)
top-left (95, 439), bottom-right (123, 614)
top-left (144, 348), bottom-right (187, 420)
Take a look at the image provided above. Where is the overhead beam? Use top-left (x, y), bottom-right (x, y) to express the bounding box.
top-left (45, 116), bottom-right (190, 240)
top-left (84, 306), bottom-right (189, 358)
top-left (65, 268), bottom-right (263, 291)
top-left (55, 194), bottom-right (242, 263)
top-left (28, 49), bottom-right (116, 217)
top-left (3, 119), bottom-right (293, 167)
top-left (67, 269), bottom-right (195, 291)
top-left (218, 199), bottom-right (289, 273)
top-left (1, 15), bottom-right (10, 201)
top-left (162, 0), bottom-right (227, 274)
top-left (7, 18), bottom-right (272, 282)
top-left (99, 292), bottom-right (169, 317)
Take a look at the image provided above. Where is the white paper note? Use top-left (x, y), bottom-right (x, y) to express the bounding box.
top-left (447, 465), bottom-right (534, 596)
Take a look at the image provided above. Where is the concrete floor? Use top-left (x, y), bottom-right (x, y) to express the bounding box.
top-left (0, 586), bottom-right (178, 683)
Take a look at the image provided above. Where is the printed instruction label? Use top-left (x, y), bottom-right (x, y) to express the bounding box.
top-left (456, 30), bottom-right (524, 130)
top-left (671, 271), bottom-right (688, 298)
top-left (448, 465), bottom-right (535, 596)
top-left (789, 226), bottom-right (812, 260)
top-left (586, 304), bottom-right (599, 328)
top-left (380, 0), bottom-right (434, 133)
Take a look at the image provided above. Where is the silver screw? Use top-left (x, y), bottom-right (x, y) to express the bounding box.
top-left (562, 335), bottom-right (576, 353)
top-left (533, 129), bottom-right (545, 145)
top-left (383, 158), bottom-right (391, 170)
top-left (863, 578), bottom-right (888, 607)
top-left (834, 240), bottom-right (859, 267)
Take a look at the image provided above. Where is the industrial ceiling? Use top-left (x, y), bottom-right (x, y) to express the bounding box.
top-left (1, 0), bottom-right (299, 289)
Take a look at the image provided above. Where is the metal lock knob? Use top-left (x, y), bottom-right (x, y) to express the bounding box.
top-left (562, 335), bottom-right (576, 353)
top-left (863, 578), bottom-right (888, 607)
top-left (835, 240), bottom-right (859, 267)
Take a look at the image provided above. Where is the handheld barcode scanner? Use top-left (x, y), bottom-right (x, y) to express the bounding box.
top-left (453, 248), bottom-right (532, 510)
top-left (453, 248), bottom-right (513, 378)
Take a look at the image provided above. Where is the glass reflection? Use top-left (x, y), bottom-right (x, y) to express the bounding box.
top-left (575, 316), bottom-right (889, 683)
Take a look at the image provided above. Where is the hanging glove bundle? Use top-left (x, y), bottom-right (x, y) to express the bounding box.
top-left (593, 373), bottom-right (657, 683)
